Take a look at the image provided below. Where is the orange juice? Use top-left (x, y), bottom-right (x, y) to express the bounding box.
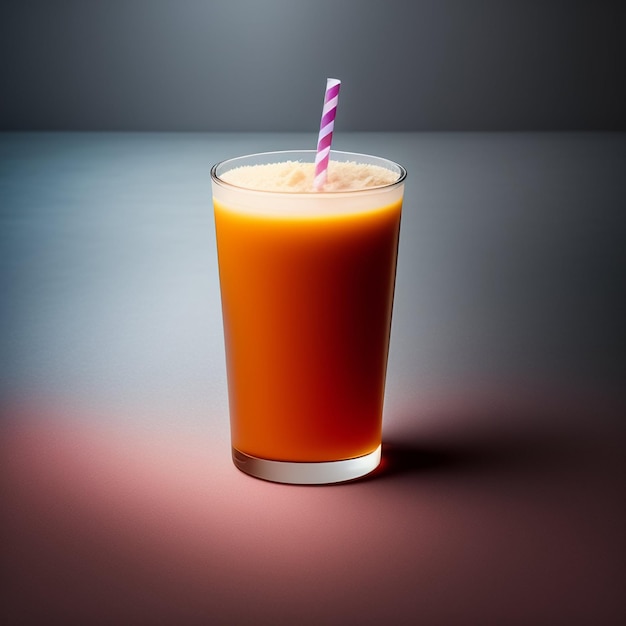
top-left (212, 151), bottom-right (405, 483)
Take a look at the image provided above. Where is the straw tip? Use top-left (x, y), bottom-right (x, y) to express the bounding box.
top-left (327, 78), bottom-right (341, 87)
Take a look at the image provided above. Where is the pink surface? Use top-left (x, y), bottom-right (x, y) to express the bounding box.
top-left (1, 132), bottom-right (624, 625)
top-left (2, 389), bottom-right (623, 625)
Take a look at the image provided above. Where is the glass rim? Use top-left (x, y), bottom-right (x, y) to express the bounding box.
top-left (211, 149), bottom-right (407, 195)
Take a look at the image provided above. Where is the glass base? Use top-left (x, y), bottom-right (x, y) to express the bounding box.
top-left (232, 445), bottom-right (382, 485)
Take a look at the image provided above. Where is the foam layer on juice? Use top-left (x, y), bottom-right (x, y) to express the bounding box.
top-left (220, 160), bottom-right (398, 193)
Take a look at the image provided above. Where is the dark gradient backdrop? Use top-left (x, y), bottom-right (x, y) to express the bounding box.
top-left (0, 0), bottom-right (625, 131)
top-left (1, 2), bottom-right (625, 625)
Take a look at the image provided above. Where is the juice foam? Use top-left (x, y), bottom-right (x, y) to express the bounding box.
top-left (220, 160), bottom-right (398, 193)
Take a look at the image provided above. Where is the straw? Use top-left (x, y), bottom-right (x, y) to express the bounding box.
top-left (314, 78), bottom-right (341, 190)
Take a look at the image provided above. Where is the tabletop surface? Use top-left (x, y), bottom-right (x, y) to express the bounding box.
top-left (1, 132), bottom-right (624, 625)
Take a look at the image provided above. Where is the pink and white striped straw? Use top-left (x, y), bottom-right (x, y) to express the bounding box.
top-left (314, 78), bottom-right (341, 190)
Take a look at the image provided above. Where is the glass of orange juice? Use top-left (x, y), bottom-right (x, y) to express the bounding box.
top-left (211, 150), bottom-right (406, 484)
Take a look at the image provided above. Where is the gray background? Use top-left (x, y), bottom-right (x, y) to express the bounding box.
top-left (1, 0), bottom-right (624, 131)
top-left (1, 1), bottom-right (625, 623)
